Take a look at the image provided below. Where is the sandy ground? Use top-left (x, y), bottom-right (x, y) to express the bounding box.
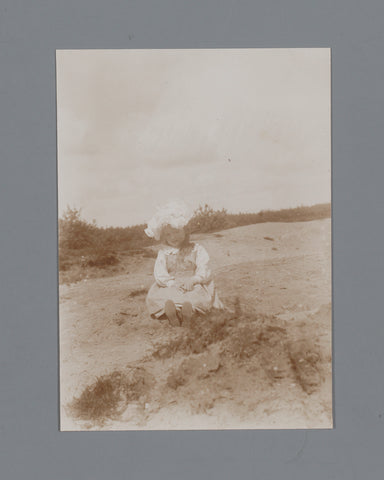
top-left (59, 219), bottom-right (332, 430)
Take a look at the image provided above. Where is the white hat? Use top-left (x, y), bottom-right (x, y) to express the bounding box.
top-left (144, 201), bottom-right (193, 241)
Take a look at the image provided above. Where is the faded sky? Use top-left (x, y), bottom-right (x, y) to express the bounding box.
top-left (57, 49), bottom-right (330, 227)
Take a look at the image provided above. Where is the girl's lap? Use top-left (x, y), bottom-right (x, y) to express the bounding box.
top-left (147, 283), bottom-right (212, 311)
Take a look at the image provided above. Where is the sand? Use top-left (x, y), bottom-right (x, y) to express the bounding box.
top-left (59, 219), bottom-right (332, 430)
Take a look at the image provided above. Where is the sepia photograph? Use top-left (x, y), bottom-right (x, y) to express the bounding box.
top-left (57, 48), bottom-right (332, 430)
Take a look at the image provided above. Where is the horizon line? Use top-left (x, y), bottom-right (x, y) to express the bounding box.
top-left (59, 202), bottom-right (331, 229)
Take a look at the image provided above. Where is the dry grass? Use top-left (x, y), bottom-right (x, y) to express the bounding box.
top-left (153, 303), bottom-right (324, 398)
top-left (128, 288), bottom-right (147, 298)
top-left (288, 339), bottom-right (322, 393)
top-left (152, 308), bottom-right (236, 359)
top-left (68, 300), bottom-right (326, 426)
top-left (69, 367), bottom-right (154, 425)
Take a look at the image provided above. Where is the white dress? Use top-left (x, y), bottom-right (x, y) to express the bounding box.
top-left (146, 242), bottom-right (224, 318)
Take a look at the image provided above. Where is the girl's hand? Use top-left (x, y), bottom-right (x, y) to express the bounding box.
top-left (173, 278), bottom-right (186, 292)
top-left (181, 278), bottom-right (195, 291)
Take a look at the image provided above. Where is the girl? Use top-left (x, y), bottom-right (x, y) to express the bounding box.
top-left (145, 202), bottom-right (223, 327)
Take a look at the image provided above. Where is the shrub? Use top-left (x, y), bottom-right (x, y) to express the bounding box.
top-left (59, 207), bottom-right (96, 250)
top-left (69, 368), bottom-right (154, 424)
top-left (188, 204), bottom-right (232, 233)
top-left (86, 253), bottom-right (119, 267)
top-left (187, 203), bottom-right (331, 235)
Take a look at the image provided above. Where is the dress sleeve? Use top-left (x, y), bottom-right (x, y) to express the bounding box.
top-left (154, 250), bottom-right (175, 287)
top-left (193, 244), bottom-right (212, 285)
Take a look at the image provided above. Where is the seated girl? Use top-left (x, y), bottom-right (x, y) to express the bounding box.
top-left (144, 202), bottom-right (223, 327)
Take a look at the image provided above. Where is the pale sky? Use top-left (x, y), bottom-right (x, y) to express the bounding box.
top-left (56, 48), bottom-right (331, 227)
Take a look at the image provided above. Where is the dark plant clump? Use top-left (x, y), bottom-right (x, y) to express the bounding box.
top-left (152, 303), bottom-right (278, 360)
top-left (288, 339), bottom-right (322, 394)
top-left (86, 253), bottom-right (119, 267)
top-left (223, 324), bottom-right (264, 360)
top-left (69, 368), bottom-right (154, 424)
top-left (153, 302), bottom-right (309, 391)
top-left (129, 288), bottom-right (148, 298)
top-left (152, 302), bottom-right (281, 360)
top-left (152, 309), bottom-right (236, 359)
top-left (188, 204), bottom-right (232, 233)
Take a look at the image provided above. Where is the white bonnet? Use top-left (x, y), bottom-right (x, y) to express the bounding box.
top-left (144, 201), bottom-right (193, 241)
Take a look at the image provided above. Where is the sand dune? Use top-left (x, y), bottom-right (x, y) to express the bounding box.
top-left (59, 219), bottom-right (332, 430)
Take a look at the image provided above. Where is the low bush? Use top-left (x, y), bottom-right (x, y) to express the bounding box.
top-left (86, 253), bottom-right (119, 267)
top-left (188, 204), bottom-right (232, 233)
top-left (69, 367), bottom-right (154, 424)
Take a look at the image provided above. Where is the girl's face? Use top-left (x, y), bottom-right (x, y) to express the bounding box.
top-left (162, 225), bottom-right (186, 248)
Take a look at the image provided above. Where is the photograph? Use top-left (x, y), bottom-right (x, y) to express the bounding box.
top-left (57, 48), bottom-right (332, 430)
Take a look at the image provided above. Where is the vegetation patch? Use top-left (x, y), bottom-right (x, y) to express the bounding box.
top-left (167, 354), bottom-right (221, 390)
top-left (154, 301), bottom-right (323, 398)
top-left (152, 309), bottom-right (236, 359)
top-left (69, 367), bottom-right (154, 425)
top-left (129, 288), bottom-right (148, 298)
top-left (288, 339), bottom-right (322, 394)
top-left (86, 253), bottom-right (119, 267)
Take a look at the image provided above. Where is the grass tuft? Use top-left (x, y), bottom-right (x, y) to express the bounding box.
top-left (69, 367), bottom-right (154, 424)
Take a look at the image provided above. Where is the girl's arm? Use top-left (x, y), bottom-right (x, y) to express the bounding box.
top-left (192, 244), bottom-right (212, 285)
top-left (154, 250), bottom-right (176, 287)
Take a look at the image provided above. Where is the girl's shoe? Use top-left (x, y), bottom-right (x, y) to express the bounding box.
top-left (181, 302), bottom-right (193, 328)
top-left (165, 300), bottom-right (180, 327)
